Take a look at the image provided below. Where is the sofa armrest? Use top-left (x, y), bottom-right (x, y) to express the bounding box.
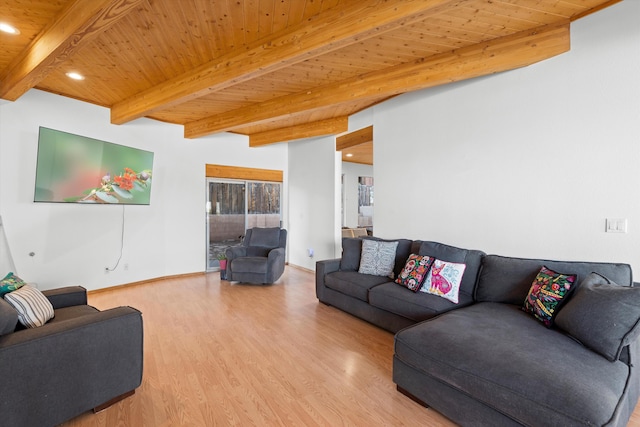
top-left (0, 306), bottom-right (143, 427)
top-left (316, 258), bottom-right (341, 302)
top-left (226, 246), bottom-right (247, 261)
top-left (42, 286), bottom-right (87, 309)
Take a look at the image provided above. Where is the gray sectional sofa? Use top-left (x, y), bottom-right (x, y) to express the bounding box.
top-left (316, 237), bottom-right (640, 426)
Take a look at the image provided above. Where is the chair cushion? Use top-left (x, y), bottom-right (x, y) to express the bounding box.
top-left (231, 257), bottom-right (269, 274)
top-left (247, 227), bottom-right (281, 248)
top-left (48, 305), bottom-right (100, 324)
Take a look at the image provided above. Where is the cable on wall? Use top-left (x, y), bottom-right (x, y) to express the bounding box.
top-left (105, 205), bottom-right (125, 272)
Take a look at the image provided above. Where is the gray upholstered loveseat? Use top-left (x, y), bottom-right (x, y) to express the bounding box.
top-left (316, 237), bottom-right (640, 426)
top-left (0, 285), bottom-right (143, 427)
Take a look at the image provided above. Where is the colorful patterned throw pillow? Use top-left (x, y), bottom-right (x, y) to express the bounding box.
top-left (395, 254), bottom-right (435, 292)
top-left (420, 259), bottom-right (466, 303)
top-left (0, 272), bottom-right (26, 297)
top-left (358, 239), bottom-right (399, 277)
top-left (523, 266), bottom-right (576, 327)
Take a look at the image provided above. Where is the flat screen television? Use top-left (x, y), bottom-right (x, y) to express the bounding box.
top-left (34, 127), bottom-right (154, 205)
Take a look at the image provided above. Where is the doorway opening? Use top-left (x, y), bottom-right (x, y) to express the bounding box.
top-left (206, 179), bottom-right (282, 271)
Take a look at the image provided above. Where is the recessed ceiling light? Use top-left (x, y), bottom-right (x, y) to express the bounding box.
top-left (65, 72), bottom-right (85, 81)
top-left (346, 153), bottom-right (353, 157)
top-left (0, 23), bottom-right (20, 35)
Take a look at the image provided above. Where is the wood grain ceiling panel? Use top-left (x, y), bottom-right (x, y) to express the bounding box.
top-left (342, 141), bottom-right (373, 165)
top-left (0, 1), bottom-right (68, 69)
top-left (0, 0), bottom-right (621, 142)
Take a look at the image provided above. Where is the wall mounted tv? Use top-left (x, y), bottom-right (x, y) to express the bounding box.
top-left (34, 127), bottom-right (154, 205)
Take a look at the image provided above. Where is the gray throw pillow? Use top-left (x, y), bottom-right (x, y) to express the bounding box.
top-left (340, 238), bottom-right (363, 271)
top-left (0, 298), bottom-right (18, 335)
top-left (555, 272), bottom-right (640, 362)
top-left (358, 239), bottom-right (399, 277)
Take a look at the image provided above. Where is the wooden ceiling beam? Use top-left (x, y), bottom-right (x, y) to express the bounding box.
top-left (571, 0), bottom-right (622, 21)
top-left (205, 164), bottom-right (283, 182)
top-left (0, 0), bottom-right (143, 101)
top-left (336, 126), bottom-right (373, 151)
top-left (110, 0), bottom-right (469, 125)
top-left (185, 22), bottom-right (570, 138)
top-left (248, 117), bottom-right (349, 147)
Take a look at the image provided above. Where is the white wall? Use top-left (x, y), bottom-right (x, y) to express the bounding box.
top-left (342, 162), bottom-right (373, 228)
top-left (1, 2), bottom-right (637, 286)
top-left (0, 90), bottom-right (288, 290)
top-left (372, 1), bottom-right (640, 271)
top-left (288, 136), bottom-right (341, 269)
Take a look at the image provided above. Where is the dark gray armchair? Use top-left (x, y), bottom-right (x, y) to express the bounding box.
top-left (0, 286), bottom-right (143, 426)
top-left (225, 227), bottom-right (287, 284)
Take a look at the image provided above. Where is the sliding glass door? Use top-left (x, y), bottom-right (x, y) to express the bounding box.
top-left (206, 179), bottom-right (281, 271)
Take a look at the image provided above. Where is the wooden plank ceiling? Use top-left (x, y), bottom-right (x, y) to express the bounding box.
top-left (0, 0), bottom-right (621, 146)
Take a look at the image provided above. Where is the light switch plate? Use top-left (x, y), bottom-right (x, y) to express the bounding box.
top-left (606, 218), bottom-right (627, 233)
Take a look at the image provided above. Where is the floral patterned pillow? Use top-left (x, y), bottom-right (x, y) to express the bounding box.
top-left (395, 254), bottom-right (435, 292)
top-left (0, 272), bottom-right (26, 297)
top-left (523, 266), bottom-right (576, 327)
top-left (420, 259), bottom-right (466, 303)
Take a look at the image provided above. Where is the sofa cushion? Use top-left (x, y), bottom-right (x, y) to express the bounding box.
top-left (358, 239), bottom-right (399, 277)
top-left (395, 254), bottom-right (434, 292)
top-left (340, 237), bottom-right (363, 271)
top-left (370, 282), bottom-right (473, 322)
top-left (476, 255), bottom-right (633, 304)
top-left (556, 272), bottom-right (640, 362)
top-left (324, 271), bottom-right (390, 302)
top-left (394, 303), bottom-right (630, 426)
top-left (4, 285), bottom-right (55, 328)
top-left (48, 304), bottom-right (100, 324)
top-left (0, 298), bottom-right (18, 335)
top-left (418, 241), bottom-right (484, 300)
top-left (419, 259), bottom-right (466, 303)
top-left (523, 266), bottom-right (576, 327)
top-left (0, 272), bottom-right (26, 297)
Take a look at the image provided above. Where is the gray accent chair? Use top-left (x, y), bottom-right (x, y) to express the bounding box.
top-left (0, 286), bottom-right (143, 427)
top-left (225, 227), bottom-right (287, 284)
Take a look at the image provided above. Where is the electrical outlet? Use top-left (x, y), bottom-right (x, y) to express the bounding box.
top-left (308, 248), bottom-right (314, 257)
top-left (124, 263), bottom-right (129, 271)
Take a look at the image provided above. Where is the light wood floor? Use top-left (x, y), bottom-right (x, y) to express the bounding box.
top-left (60, 266), bottom-right (640, 427)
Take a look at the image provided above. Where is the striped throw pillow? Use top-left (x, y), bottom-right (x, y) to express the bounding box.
top-left (4, 285), bottom-right (54, 328)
